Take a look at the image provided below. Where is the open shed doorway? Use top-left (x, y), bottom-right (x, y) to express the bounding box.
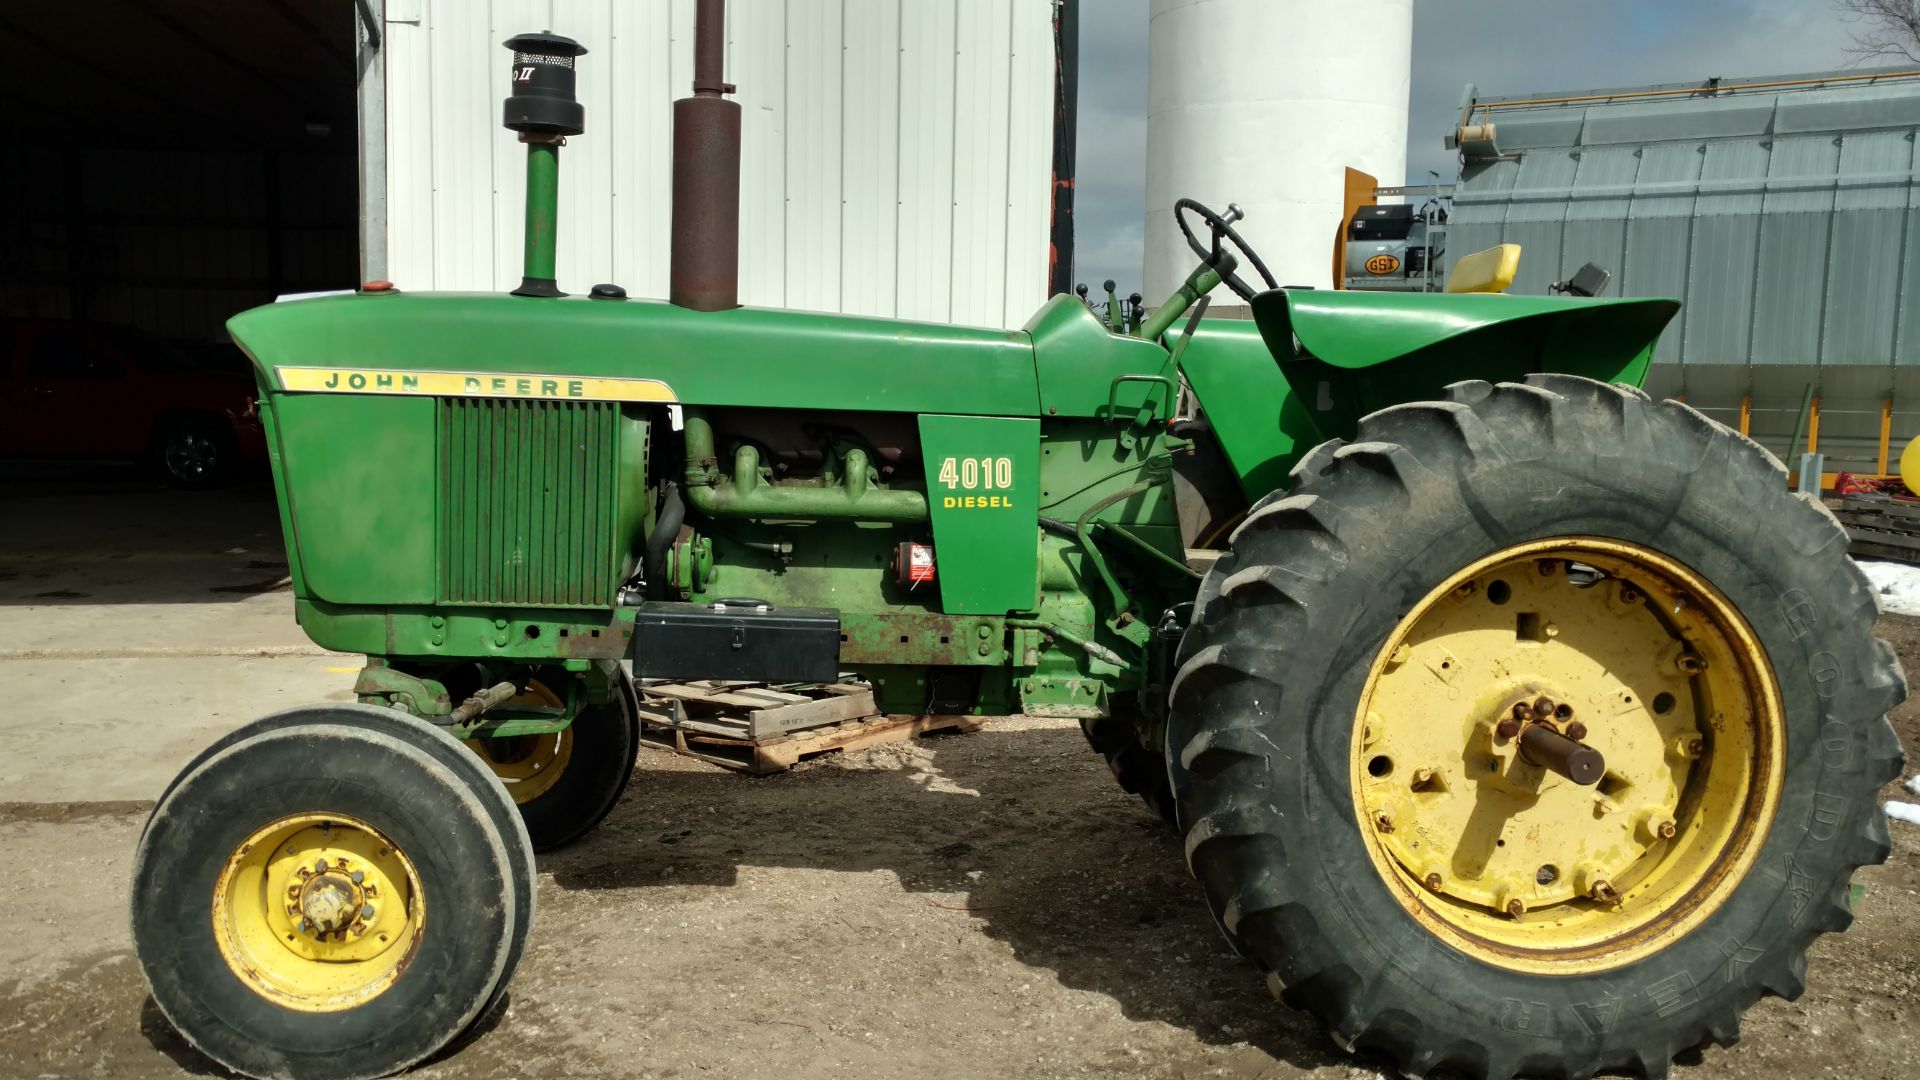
top-left (0, 0), bottom-right (361, 491)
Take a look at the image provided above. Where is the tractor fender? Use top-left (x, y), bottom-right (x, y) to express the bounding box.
top-left (1249, 288), bottom-right (1681, 442)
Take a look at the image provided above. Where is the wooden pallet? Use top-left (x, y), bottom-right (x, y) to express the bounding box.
top-left (1832, 496), bottom-right (1920, 565)
top-left (634, 679), bottom-right (982, 774)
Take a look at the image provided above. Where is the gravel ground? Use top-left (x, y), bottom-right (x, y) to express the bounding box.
top-left (1, 627), bottom-right (1915, 1079)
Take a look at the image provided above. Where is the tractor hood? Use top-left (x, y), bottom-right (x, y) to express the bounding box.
top-left (1249, 289), bottom-right (1681, 440)
top-left (228, 291), bottom-right (1040, 416)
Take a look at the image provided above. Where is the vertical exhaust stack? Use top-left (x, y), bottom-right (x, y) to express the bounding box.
top-left (670, 0), bottom-right (741, 311)
top-left (503, 32), bottom-right (588, 298)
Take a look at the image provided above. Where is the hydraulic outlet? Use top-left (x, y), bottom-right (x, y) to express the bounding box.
top-left (503, 31), bottom-right (588, 298)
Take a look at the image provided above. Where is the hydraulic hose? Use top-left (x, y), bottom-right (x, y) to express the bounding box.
top-left (643, 482), bottom-right (686, 591)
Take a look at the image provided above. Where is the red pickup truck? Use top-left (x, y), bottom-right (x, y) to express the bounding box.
top-left (0, 319), bottom-right (266, 487)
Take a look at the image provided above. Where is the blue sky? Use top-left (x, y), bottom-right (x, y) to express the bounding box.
top-left (1072, 0), bottom-right (1864, 294)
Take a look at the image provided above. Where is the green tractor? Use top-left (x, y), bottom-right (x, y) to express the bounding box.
top-left (132, 18), bottom-right (1903, 1080)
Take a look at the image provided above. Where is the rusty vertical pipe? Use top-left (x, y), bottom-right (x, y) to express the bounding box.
top-left (670, 0), bottom-right (741, 311)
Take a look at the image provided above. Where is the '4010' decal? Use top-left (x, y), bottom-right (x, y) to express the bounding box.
top-left (936, 456), bottom-right (1016, 509)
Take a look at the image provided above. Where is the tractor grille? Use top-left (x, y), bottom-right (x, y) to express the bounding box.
top-left (437, 398), bottom-right (620, 608)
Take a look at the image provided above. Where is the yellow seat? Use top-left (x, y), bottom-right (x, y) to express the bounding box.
top-left (1445, 244), bottom-right (1522, 294)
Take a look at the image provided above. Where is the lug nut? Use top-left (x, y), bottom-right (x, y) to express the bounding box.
top-left (1424, 872), bottom-right (1444, 892)
top-left (1619, 586), bottom-right (1641, 604)
top-left (1672, 734), bottom-right (1704, 760)
top-left (1533, 695), bottom-right (1553, 716)
top-left (1565, 721), bottom-right (1588, 741)
top-left (351, 870), bottom-right (365, 885)
top-left (1636, 809), bottom-right (1679, 843)
top-left (1412, 768), bottom-right (1434, 786)
top-left (361, 903), bottom-right (376, 920)
top-left (1373, 811), bottom-right (1394, 833)
top-left (1536, 559), bottom-right (1558, 576)
top-left (1677, 654), bottom-right (1706, 675)
top-left (1495, 719), bottom-right (1521, 740)
top-left (1591, 879), bottom-right (1620, 903)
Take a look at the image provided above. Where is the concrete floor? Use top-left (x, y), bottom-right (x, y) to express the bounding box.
top-left (0, 469), bottom-right (354, 805)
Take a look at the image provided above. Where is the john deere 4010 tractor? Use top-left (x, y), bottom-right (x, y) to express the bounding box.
top-left (132, 16), bottom-right (1904, 1080)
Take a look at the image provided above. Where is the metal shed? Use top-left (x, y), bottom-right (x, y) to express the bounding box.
top-left (1448, 69), bottom-right (1920, 475)
top-left (373, 0), bottom-right (1059, 331)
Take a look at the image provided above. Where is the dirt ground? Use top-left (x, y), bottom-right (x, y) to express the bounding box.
top-left (0, 477), bottom-right (1916, 1078)
top-left (0, 678), bottom-right (1914, 1079)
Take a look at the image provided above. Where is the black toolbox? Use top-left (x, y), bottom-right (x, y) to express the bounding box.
top-left (630, 600), bottom-right (842, 683)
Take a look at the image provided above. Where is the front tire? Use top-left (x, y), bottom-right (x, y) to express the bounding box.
top-left (143, 704), bottom-right (536, 1037)
top-left (1169, 375), bottom-right (1905, 1079)
top-left (466, 667), bottom-right (640, 851)
top-left (133, 723), bottom-right (522, 1080)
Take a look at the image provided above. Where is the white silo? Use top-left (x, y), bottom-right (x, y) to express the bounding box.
top-left (1144, 0), bottom-right (1412, 300)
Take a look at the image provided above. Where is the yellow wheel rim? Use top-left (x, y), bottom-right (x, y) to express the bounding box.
top-left (212, 813), bottom-right (424, 1012)
top-left (464, 680), bottom-right (573, 805)
top-left (1352, 537), bottom-right (1784, 974)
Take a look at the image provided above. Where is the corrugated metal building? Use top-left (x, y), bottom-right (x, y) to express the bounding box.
top-left (1449, 69), bottom-right (1920, 473)
top-left (376, 0), bottom-right (1057, 330)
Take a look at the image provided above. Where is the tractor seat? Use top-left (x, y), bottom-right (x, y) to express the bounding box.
top-left (1445, 244), bottom-right (1522, 294)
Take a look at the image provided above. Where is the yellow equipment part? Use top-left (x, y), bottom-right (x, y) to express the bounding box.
top-left (1445, 243), bottom-right (1522, 294)
top-left (1351, 538), bottom-right (1783, 974)
top-left (465, 679), bottom-right (574, 805)
top-left (212, 812), bottom-right (425, 1012)
top-left (1899, 434), bottom-right (1920, 493)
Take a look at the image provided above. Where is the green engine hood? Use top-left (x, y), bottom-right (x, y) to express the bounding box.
top-left (1250, 289), bottom-right (1681, 441)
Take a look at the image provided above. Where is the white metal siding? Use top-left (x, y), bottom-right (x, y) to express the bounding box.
top-left (382, 0), bottom-right (1055, 329)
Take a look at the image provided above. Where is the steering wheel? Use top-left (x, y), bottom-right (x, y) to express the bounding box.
top-left (1174, 198), bottom-right (1279, 303)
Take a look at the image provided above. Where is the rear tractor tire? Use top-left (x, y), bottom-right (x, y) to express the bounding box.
top-left (133, 721), bottom-right (527, 1080)
top-left (465, 666), bottom-right (641, 851)
top-left (1169, 375), bottom-right (1905, 1080)
top-left (1081, 706), bottom-right (1175, 825)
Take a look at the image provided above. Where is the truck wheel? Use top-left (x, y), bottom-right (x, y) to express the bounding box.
top-left (466, 668), bottom-right (639, 851)
top-left (133, 723), bottom-right (523, 1080)
top-left (1169, 375), bottom-right (1905, 1080)
top-left (155, 415), bottom-right (238, 488)
top-left (142, 703), bottom-right (536, 1036)
top-left (1081, 708), bottom-right (1175, 825)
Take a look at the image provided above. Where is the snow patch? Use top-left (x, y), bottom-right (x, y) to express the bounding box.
top-left (1853, 558), bottom-right (1920, 618)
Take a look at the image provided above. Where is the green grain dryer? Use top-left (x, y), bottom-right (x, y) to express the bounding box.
top-left (131, 10), bottom-right (1904, 1079)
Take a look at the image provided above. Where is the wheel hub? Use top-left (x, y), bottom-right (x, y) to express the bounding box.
top-left (213, 814), bottom-right (424, 1012)
top-left (1353, 538), bottom-right (1782, 971)
top-left (289, 858), bottom-right (378, 940)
